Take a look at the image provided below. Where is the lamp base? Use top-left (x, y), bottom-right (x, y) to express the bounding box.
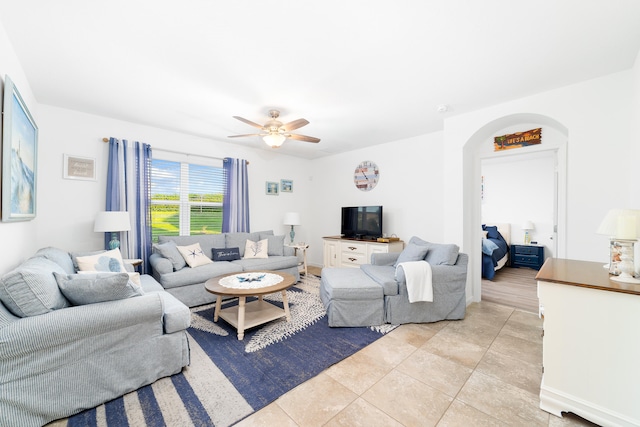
top-left (289, 225), bottom-right (295, 244)
top-left (108, 232), bottom-right (121, 250)
top-left (610, 274), bottom-right (640, 284)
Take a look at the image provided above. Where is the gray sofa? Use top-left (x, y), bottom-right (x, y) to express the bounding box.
top-left (149, 230), bottom-right (300, 307)
top-left (0, 247), bottom-right (190, 427)
top-left (321, 236), bottom-right (468, 326)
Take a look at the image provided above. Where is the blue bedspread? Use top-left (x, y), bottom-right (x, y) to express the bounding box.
top-left (481, 232), bottom-right (508, 280)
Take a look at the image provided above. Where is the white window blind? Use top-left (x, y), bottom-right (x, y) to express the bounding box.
top-left (150, 158), bottom-right (225, 241)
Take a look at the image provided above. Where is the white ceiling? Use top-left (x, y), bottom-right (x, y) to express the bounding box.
top-left (1, 0), bottom-right (639, 159)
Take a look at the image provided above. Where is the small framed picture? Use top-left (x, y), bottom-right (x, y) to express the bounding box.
top-left (281, 179), bottom-right (293, 192)
top-left (63, 154), bottom-right (96, 181)
top-left (266, 181), bottom-right (279, 195)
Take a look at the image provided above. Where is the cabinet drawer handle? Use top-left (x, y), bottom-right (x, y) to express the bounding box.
top-left (348, 257), bottom-right (357, 262)
top-left (348, 246), bottom-right (357, 251)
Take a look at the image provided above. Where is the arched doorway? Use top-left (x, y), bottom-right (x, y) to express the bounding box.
top-left (462, 113), bottom-right (568, 303)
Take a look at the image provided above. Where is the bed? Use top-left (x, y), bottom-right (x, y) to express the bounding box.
top-left (482, 223), bottom-right (510, 280)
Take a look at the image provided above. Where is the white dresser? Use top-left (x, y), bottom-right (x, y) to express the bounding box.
top-left (536, 258), bottom-right (640, 427)
top-left (322, 236), bottom-right (404, 268)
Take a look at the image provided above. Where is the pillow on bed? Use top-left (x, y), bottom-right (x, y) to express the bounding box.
top-left (484, 225), bottom-right (500, 240)
top-left (482, 238), bottom-right (499, 255)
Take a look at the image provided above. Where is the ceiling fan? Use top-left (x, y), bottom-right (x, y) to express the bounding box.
top-left (228, 109), bottom-right (320, 148)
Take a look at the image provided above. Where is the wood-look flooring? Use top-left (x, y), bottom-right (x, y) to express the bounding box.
top-left (481, 266), bottom-right (539, 313)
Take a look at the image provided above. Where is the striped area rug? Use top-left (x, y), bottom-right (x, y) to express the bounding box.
top-left (53, 274), bottom-right (395, 427)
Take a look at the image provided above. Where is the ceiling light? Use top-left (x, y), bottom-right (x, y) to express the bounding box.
top-left (263, 133), bottom-right (286, 148)
top-left (436, 104), bottom-right (449, 113)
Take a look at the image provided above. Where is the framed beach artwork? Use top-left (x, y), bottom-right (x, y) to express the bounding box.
top-left (265, 181), bottom-right (279, 195)
top-left (281, 179), bottom-right (293, 192)
top-left (2, 75), bottom-right (38, 221)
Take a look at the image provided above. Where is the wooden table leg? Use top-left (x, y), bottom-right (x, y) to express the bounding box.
top-left (213, 295), bottom-right (222, 322)
top-left (237, 296), bottom-right (246, 340)
top-left (282, 290), bottom-right (291, 321)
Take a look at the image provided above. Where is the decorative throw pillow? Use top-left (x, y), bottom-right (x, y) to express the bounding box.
top-left (0, 257), bottom-right (70, 317)
top-left (212, 247), bottom-right (241, 261)
top-left (393, 242), bottom-right (429, 267)
top-left (177, 243), bottom-right (213, 268)
top-left (33, 247), bottom-right (76, 274)
top-left (77, 270), bottom-right (141, 286)
top-left (243, 239), bottom-right (269, 259)
top-left (54, 272), bottom-right (144, 305)
top-left (266, 235), bottom-right (285, 256)
top-left (75, 248), bottom-right (127, 273)
top-left (425, 243), bottom-right (460, 265)
top-left (484, 225), bottom-right (500, 240)
top-left (154, 240), bottom-right (187, 271)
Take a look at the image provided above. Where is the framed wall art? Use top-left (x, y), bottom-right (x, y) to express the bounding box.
top-left (281, 179), bottom-right (293, 192)
top-left (63, 154), bottom-right (96, 181)
top-left (266, 181), bottom-right (279, 195)
top-left (2, 75), bottom-right (38, 222)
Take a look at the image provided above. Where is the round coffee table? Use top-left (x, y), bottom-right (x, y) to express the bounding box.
top-left (204, 271), bottom-right (296, 340)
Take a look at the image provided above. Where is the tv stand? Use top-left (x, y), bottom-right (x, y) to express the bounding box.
top-left (322, 236), bottom-right (404, 268)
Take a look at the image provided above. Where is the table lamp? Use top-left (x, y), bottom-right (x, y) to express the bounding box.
top-left (522, 220), bottom-right (534, 245)
top-left (94, 211), bottom-right (131, 250)
top-left (596, 209), bottom-right (640, 282)
top-left (283, 212), bottom-right (300, 244)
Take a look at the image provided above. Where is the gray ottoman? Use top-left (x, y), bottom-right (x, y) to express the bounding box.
top-left (320, 268), bottom-right (384, 327)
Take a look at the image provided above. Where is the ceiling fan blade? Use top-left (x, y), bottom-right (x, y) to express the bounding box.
top-left (281, 118), bottom-right (309, 132)
top-left (228, 133), bottom-right (264, 138)
top-left (233, 116), bottom-right (265, 130)
top-left (287, 133), bottom-right (320, 143)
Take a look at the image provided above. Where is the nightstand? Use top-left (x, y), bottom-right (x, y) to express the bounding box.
top-left (510, 244), bottom-right (544, 270)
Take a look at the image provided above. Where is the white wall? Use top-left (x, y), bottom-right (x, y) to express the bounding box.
top-left (0, 23), bottom-right (40, 270)
top-left (632, 50), bottom-right (640, 207)
top-left (306, 132), bottom-right (445, 267)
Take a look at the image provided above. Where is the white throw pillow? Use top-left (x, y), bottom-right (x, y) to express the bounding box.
top-left (177, 242), bottom-right (213, 268)
top-left (75, 248), bottom-right (127, 273)
top-left (243, 239), bottom-right (269, 259)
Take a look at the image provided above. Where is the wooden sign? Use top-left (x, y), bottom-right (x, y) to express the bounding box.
top-left (494, 128), bottom-right (541, 151)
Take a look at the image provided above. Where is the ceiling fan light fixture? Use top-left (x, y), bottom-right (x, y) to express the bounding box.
top-left (263, 133), bottom-right (286, 148)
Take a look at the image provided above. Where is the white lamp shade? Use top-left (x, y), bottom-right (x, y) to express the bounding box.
top-left (94, 211), bottom-right (131, 232)
top-left (521, 220), bottom-right (534, 230)
top-left (283, 212), bottom-right (301, 226)
top-left (597, 209), bottom-right (640, 239)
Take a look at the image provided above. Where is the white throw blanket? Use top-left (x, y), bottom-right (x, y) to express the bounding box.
top-left (396, 261), bottom-right (433, 303)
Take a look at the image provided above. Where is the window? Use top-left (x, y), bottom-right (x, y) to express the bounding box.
top-left (150, 158), bottom-right (225, 242)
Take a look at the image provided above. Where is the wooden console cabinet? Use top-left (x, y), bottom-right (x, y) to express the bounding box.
top-left (322, 236), bottom-right (404, 268)
top-left (536, 258), bottom-right (640, 426)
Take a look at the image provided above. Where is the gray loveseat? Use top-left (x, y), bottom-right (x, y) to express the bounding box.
top-left (321, 236), bottom-right (468, 326)
top-left (149, 230), bottom-right (300, 307)
top-left (0, 247), bottom-right (190, 427)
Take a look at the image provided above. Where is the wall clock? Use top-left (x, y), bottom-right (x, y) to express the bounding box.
top-left (354, 160), bottom-right (379, 191)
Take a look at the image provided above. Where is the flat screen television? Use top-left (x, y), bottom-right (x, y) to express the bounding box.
top-left (341, 206), bottom-right (383, 240)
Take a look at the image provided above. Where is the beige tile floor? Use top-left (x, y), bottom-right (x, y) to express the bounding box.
top-left (236, 301), bottom-right (599, 427)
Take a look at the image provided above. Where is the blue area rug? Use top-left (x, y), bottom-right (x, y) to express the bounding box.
top-left (64, 275), bottom-right (395, 427)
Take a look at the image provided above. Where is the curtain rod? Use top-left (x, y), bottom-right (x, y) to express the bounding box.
top-left (102, 138), bottom-right (248, 164)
